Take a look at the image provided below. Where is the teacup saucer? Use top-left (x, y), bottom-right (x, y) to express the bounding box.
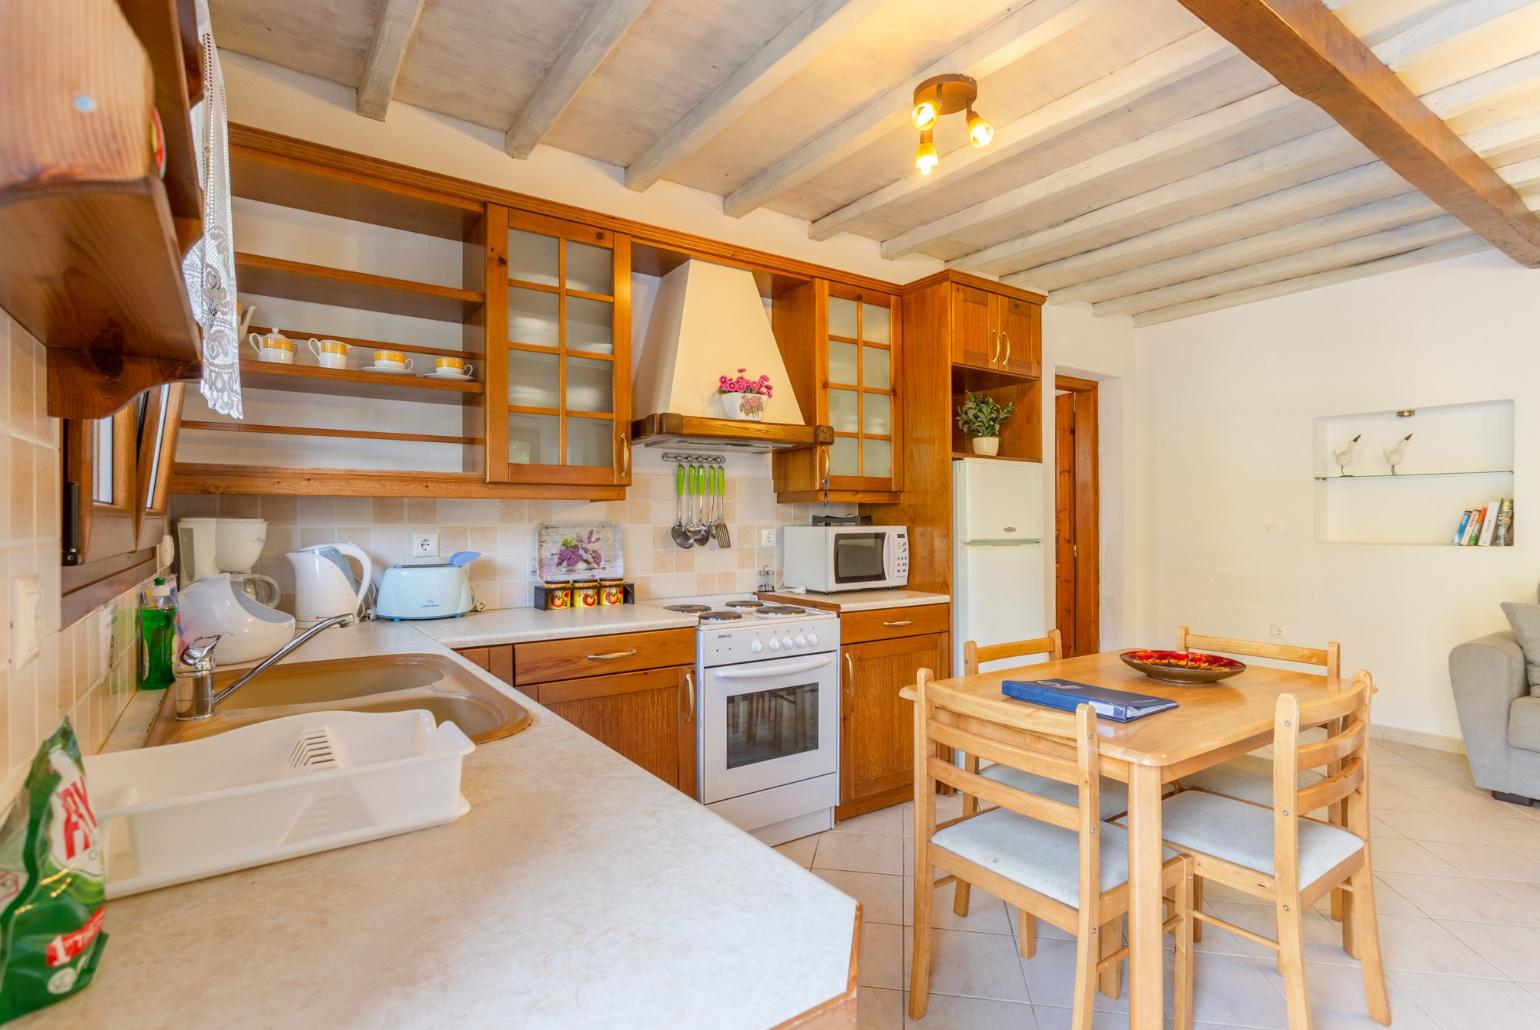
top-left (362, 364), bottom-right (413, 375)
top-left (424, 370), bottom-right (473, 380)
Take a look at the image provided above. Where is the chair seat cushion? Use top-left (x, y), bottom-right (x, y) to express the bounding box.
top-left (1508, 696), bottom-right (1540, 753)
top-left (1138, 789), bottom-right (1364, 887)
top-left (932, 808), bottom-right (1172, 908)
top-left (980, 764), bottom-right (1134, 819)
top-left (1179, 755), bottom-right (1325, 806)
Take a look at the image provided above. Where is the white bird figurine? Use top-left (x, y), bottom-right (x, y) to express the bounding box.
top-left (1332, 434), bottom-right (1361, 477)
top-left (1384, 433), bottom-right (1413, 475)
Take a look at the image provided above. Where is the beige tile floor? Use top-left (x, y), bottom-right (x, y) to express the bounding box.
top-left (774, 739), bottom-right (1540, 1030)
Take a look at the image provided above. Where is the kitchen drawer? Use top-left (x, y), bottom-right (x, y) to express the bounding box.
top-left (456, 645), bottom-right (513, 684)
top-left (514, 628), bottom-right (696, 686)
top-left (840, 604), bottom-right (950, 645)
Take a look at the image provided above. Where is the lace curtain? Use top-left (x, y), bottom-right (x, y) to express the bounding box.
top-left (181, 0), bottom-right (242, 418)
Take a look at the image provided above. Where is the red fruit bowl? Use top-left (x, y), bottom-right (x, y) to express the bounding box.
top-left (1120, 649), bottom-right (1246, 685)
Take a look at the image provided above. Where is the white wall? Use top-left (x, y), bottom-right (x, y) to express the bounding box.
top-left (1133, 249), bottom-right (1540, 745)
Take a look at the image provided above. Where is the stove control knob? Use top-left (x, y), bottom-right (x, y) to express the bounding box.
top-left (768, 637), bottom-right (781, 652)
top-left (795, 635), bottom-right (807, 648)
top-left (783, 635), bottom-right (796, 650)
top-left (807, 632), bottom-right (818, 648)
top-left (750, 639), bottom-right (763, 654)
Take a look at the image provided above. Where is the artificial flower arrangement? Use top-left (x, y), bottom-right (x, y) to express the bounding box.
top-left (716, 368), bottom-right (774, 421)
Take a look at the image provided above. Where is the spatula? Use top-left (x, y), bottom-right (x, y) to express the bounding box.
top-left (713, 465), bottom-right (731, 548)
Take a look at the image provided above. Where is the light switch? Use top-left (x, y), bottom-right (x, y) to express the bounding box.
top-left (10, 574), bottom-right (41, 669)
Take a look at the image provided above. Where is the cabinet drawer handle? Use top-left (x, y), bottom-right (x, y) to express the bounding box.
top-left (619, 434), bottom-right (632, 479)
top-left (684, 671), bottom-right (695, 724)
top-left (1002, 331), bottom-right (1012, 367)
top-left (843, 652), bottom-right (855, 702)
top-left (881, 619), bottom-right (913, 628)
top-left (990, 328), bottom-right (1000, 366)
top-left (586, 648), bottom-right (638, 661)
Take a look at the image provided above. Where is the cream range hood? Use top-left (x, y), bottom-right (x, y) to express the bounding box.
top-left (630, 260), bottom-right (831, 452)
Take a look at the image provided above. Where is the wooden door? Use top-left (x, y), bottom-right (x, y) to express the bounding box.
top-left (536, 666), bottom-right (697, 796)
top-left (949, 284), bottom-right (995, 370)
top-left (839, 631), bottom-right (948, 818)
top-left (993, 294), bottom-right (1040, 377)
top-left (1053, 377), bottom-right (1100, 657)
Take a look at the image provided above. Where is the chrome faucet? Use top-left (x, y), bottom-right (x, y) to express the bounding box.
top-left (174, 613), bottom-right (356, 721)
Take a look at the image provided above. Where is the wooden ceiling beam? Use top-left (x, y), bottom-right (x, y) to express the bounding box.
top-left (356, 0), bottom-right (427, 120)
top-left (987, 46), bottom-right (1540, 286)
top-left (624, 0), bottom-right (883, 192)
top-left (504, 0), bottom-right (652, 159)
top-left (720, 0), bottom-right (1113, 218)
top-left (807, 29), bottom-right (1235, 241)
top-left (1131, 235), bottom-right (1492, 326)
top-left (1172, 0), bottom-right (1540, 268)
top-left (880, 84), bottom-right (1309, 259)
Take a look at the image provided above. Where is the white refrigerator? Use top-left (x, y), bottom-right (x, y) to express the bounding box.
top-left (952, 458), bottom-right (1047, 674)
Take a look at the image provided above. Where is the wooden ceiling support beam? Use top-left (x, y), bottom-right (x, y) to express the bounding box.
top-left (1172, 0), bottom-right (1540, 268)
top-left (356, 0), bottom-right (427, 120)
top-left (504, 0), bottom-right (651, 159)
top-left (624, 0), bottom-right (883, 192)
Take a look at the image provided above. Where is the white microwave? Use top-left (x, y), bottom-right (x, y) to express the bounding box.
top-left (780, 526), bottom-right (909, 593)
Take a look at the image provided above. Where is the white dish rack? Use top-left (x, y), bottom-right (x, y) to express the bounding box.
top-left (84, 710), bottom-right (474, 898)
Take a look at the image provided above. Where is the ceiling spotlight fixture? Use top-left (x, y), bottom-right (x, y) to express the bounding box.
top-left (915, 128), bottom-right (938, 176)
top-left (910, 73), bottom-right (991, 175)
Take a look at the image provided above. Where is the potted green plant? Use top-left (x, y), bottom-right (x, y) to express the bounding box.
top-left (956, 391), bottom-right (1014, 456)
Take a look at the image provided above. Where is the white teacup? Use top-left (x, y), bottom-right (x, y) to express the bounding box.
top-left (433, 357), bottom-right (474, 378)
top-left (247, 331), bottom-right (295, 364)
top-left (372, 350), bottom-right (413, 372)
top-left (309, 338), bottom-right (349, 370)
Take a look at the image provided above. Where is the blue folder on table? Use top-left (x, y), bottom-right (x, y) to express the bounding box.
top-left (1001, 679), bottom-right (1178, 723)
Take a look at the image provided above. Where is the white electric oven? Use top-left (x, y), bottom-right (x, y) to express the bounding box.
top-left (780, 525), bottom-right (909, 593)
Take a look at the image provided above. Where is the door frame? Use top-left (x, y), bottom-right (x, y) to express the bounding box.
top-left (1054, 375), bottom-right (1100, 656)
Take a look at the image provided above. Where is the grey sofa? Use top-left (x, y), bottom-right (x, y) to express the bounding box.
top-left (1450, 631), bottom-right (1540, 805)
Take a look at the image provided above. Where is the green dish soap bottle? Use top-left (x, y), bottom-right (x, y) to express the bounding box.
top-left (139, 577), bottom-right (177, 690)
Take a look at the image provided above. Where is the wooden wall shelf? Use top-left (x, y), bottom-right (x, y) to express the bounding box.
top-left (239, 360), bottom-right (483, 405)
top-left (119, 0), bottom-right (204, 248)
top-left (170, 463), bottom-right (625, 500)
top-left (230, 146), bottom-right (483, 242)
top-left (632, 413), bottom-right (833, 451)
top-left (180, 420), bottom-right (477, 446)
top-left (235, 252), bottom-right (485, 322)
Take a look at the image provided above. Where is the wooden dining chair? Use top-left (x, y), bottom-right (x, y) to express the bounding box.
top-left (1124, 671), bottom-right (1388, 1029)
top-left (958, 630), bottom-right (1132, 985)
top-left (909, 668), bottom-right (1195, 1028)
top-left (1173, 626), bottom-right (1347, 936)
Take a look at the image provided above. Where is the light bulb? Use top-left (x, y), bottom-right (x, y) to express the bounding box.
top-left (911, 100), bottom-right (937, 131)
top-left (967, 108), bottom-right (994, 148)
top-left (915, 129), bottom-right (938, 176)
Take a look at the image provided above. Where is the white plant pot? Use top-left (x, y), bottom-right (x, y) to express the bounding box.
top-left (971, 436), bottom-right (1000, 456)
top-left (717, 392), bottom-right (766, 421)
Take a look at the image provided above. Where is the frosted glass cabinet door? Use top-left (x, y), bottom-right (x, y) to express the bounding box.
top-left (822, 288), bottom-right (897, 490)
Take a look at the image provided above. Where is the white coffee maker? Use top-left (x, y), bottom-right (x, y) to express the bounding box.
top-left (176, 517), bottom-right (279, 604)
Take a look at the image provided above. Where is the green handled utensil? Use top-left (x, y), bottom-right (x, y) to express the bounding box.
top-left (671, 464), bottom-right (693, 549)
top-left (713, 465), bottom-right (731, 548)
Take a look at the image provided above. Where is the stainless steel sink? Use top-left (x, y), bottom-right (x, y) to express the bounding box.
top-left (145, 653), bottom-right (531, 747)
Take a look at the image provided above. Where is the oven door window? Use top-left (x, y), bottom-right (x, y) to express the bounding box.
top-left (833, 532), bottom-right (886, 584)
top-left (726, 682), bottom-right (820, 769)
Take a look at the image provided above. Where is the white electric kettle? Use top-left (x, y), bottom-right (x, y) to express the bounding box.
top-left (287, 543), bottom-right (373, 629)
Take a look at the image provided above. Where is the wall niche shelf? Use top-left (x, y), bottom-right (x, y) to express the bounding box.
top-left (1313, 399), bottom-right (1514, 545)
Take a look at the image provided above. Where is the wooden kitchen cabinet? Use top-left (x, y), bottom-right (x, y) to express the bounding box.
top-left (950, 282), bottom-right (1041, 378)
top-left (772, 280), bottom-right (902, 503)
top-left (837, 605), bottom-right (950, 820)
top-left (510, 628), bottom-right (698, 795)
top-left (456, 644), bottom-right (513, 684)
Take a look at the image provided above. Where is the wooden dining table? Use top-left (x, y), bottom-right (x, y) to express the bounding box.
top-left (902, 649), bottom-right (1342, 1030)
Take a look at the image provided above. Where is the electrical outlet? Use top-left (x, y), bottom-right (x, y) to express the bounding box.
top-left (760, 529), bottom-right (776, 547)
top-left (412, 533), bottom-right (439, 558)
top-left (1269, 624), bottom-right (1286, 640)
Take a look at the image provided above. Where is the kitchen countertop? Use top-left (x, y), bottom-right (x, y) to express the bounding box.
top-left (759, 588), bottom-right (950, 612)
top-left (45, 620), bottom-right (858, 1029)
top-left (409, 602), bottom-right (699, 648)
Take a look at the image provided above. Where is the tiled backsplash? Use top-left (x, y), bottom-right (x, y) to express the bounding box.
top-left (1, 310), bottom-right (158, 805)
top-left (169, 469), bottom-right (851, 613)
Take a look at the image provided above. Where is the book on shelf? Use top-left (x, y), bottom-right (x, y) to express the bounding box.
top-left (1495, 498), bottom-right (1516, 547)
top-left (1463, 506), bottom-right (1485, 545)
top-left (1479, 498), bottom-right (1501, 546)
top-left (1453, 510), bottom-right (1473, 544)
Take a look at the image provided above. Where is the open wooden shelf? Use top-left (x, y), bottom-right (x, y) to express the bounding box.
top-left (238, 360), bottom-right (483, 405)
top-left (180, 420), bottom-right (477, 446)
top-left (235, 252), bottom-right (485, 322)
top-left (119, 0), bottom-right (203, 248)
top-left (170, 463), bottom-right (626, 500)
top-left (631, 413), bottom-right (833, 451)
top-left (951, 451), bottom-right (1040, 462)
top-left (230, 144), bottom-right (483, 242)
top-left (245, 326), bottom-right (475, 362)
